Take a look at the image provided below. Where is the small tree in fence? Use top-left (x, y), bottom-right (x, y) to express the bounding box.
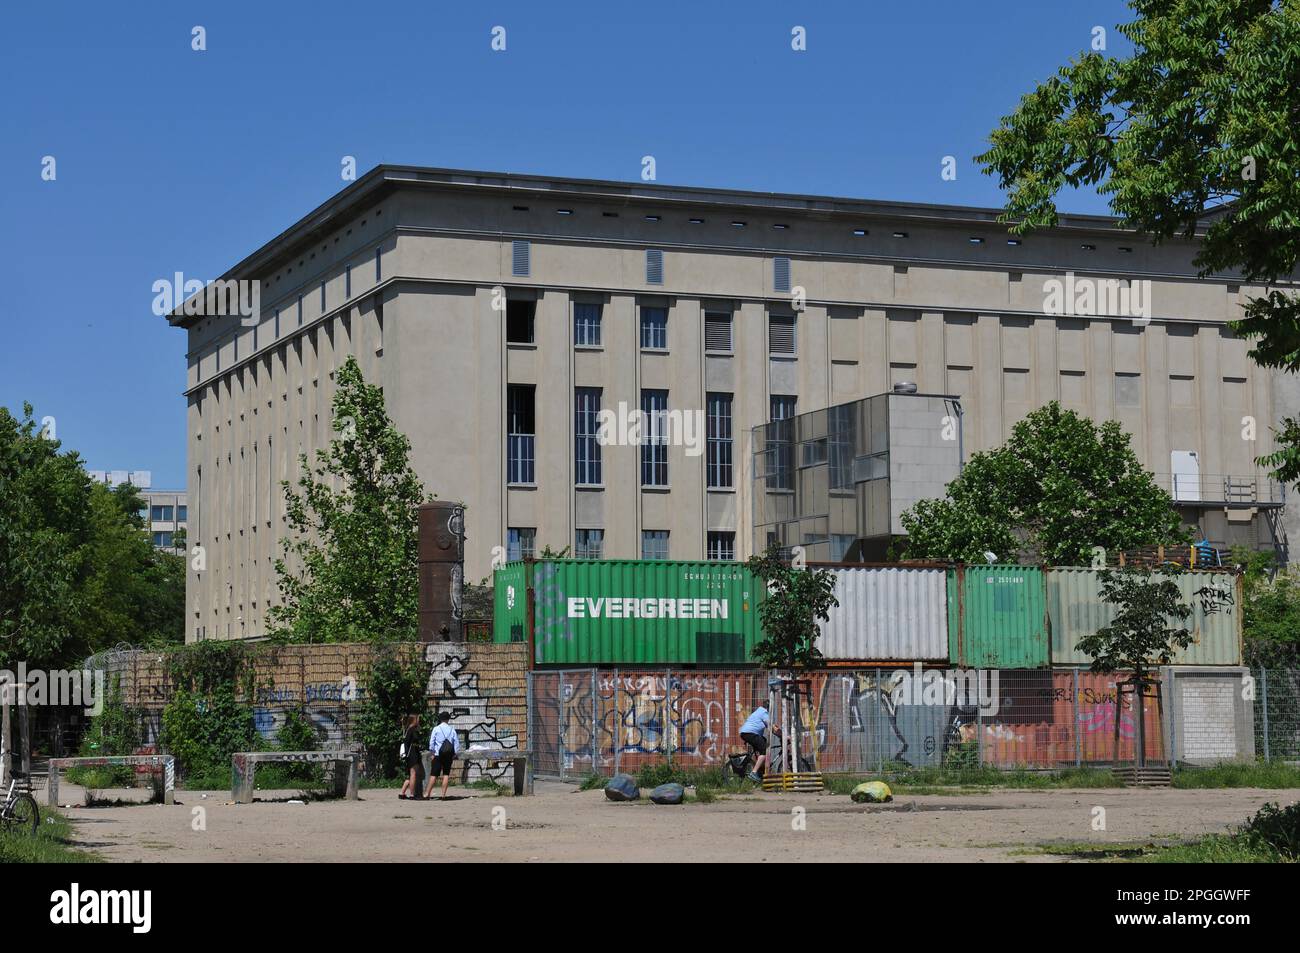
top-left (1075, 565), bottom-right (1193, 768)
top-left (744, 546), bottom-right (838, 670)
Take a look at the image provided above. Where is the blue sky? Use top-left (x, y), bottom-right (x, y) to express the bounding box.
top-left (1, 0), bottom-right (1135, 487)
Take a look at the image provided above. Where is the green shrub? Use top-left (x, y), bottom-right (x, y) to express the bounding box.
top-left (74, 675), bottom-right (141, 786)
top-left (353, 650), bottom-right (429, 779)
top-left (160, 685), bottom-right (257, 777)
top-left (276, 708), bottom-right (322, 783)
top-left (1241, 802), bottom-right (1300, 860)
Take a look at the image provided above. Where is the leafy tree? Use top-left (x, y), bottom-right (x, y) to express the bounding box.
top-left (1075, 566), bottom-right (1193, 678)
top-left (353, 650), bottom-right (430, 779)
top-left (1234, 547), bottom-right (1300, 668)
top-left (269, 357), bottom-right (432, 643)
top-left (976, 0), bottom-right (1300, 488)
top-left (744, 546), bottom-right (838, 670)
top-left (0, 403), bottom-right (94, 668)
top-left (900, 402), bottom-right (1187, 564)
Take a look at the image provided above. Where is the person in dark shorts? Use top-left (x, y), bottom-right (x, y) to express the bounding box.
top-left (740, 705), bottom-right (779, 782)
top-left (398, 714), bottom-right (423, 800)
top-left (423, 711), bottom-right (462, 800)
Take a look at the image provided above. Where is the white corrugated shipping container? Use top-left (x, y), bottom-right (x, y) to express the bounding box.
top-left (815, 565), bottom-right (950, 662)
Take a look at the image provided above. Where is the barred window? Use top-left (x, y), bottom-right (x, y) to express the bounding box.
top-left (507, 385), bottom-right (535, 484)
top-left (507, 527), bottom-right (535, 561)
top-left (642, 530), bottom-right (669, 560)
top-left (574, 302), bottom-right (602, 347)
top-left (576, 528), bottom-right (604, 559)
top-left (706, 393), bottom-right (733, 488)
top-left (640, 306), bottom-right (668, 349)
top-left (640, 389), bottom-right (669, 487)
top-left (575, 387), bottom-right (602, 485)
top-left (707, 531), bottom-right (735, 561)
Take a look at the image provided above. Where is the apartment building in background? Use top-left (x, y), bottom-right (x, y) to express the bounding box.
top-left (167, 166), bottom-right (1299, 641)
top-left (89, 470), bottom-right (188, 551)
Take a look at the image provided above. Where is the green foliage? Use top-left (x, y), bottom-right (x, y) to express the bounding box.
top-left (633, 762), bottom-right (729, 790)
top-left (744, 545), bottom-right (838, 669)
top-left (160, 685), bottom-right (258, 777)
top-left (1239, 802), bottom-right (1300, 860)
top-left (269, 357), bottom-right (432, 643)
top-left (0, 811), bottom-right (99, 864)
top-left (353, 650), bottom-right (429, 779)
top-left (275, 708), bottom-right (322, 783)
top-left (1233, 546), bottom-right (1300, 668)
top-left (975, 1), bottom-right (1300, 490)
top-left (165, 641), bottom-right (254, 697)
top-left (1075, 566), bottom-right (1192, 677)
top-left (900, 402), bottom-right (1187, 564)
top-left (1172, 761), bottom-right (1300, 790)
top-left (73, 675), bottom-right (141, 786)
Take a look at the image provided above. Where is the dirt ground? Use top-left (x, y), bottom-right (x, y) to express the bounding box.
top-left (45, 778), bottom-right (1300, 863)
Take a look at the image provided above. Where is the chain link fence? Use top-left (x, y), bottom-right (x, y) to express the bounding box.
top-left (529, 667), bottom-right (1299, 779)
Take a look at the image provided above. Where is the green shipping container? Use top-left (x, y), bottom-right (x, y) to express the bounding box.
top-left (494, 559), bottom-right (764, 665)
top-left (948, 566), bottom-right (1049, 668)
top-left (493, 561), bottom-right (529, 645)
top-left (1047, 567), bottom-right (1242, 666)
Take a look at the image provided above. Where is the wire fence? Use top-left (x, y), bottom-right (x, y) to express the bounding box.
top-left (528, 667), bottom-right (1297, 779)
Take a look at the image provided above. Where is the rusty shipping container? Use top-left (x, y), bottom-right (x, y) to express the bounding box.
top-left (813, 564), bottom-right (950, 662)
top-left (1047, 567), bottom-right (1243, 666)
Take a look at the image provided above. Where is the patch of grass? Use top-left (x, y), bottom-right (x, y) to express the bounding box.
top-left (691, 787), bottom-right (718, 804)
top-left (578, 773), bottom-right (607, 791)
top-left (824, 766), bottom-right (1121, 795)
top-left (634, 762), bottom-right (730, 790)
top-left (467, 778), bottom-right (506, 795)
top-left (0, 811), bottom-right (100, 864)
top-left (1144, 836), bottom-right (1280, 863)
top-left (178, 763), bottom-right (330, 792)
top-left (1027, 841), bottom-right (1163, 861)
top-left (1172, 762), bottom-right (1300, 789)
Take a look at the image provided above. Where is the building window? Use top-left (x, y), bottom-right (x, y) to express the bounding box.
top-left (575, 387), bottom-right (602, 485)
top-left (769, 315), bottom-right (797, 356)
top-left (576, 528), bottom-right (604, 559)
top-left (769, 395), bottom-right (797, 491)
top-left (152, 531), bottom-right (174, 548)
top-left (297, 295), bottom-right (303, 326)
top-left (507, 385), bottom-right (536, 484)
top-left (828, 404), bottom-right (854, 490)
top-left (375, 247), bottom-right (382, 282)
top-left (345, 265), bottom-right (351, 298)
top-left (512, 240), bottom-right (530, 277)
top-left (773, 256), bottom-right (791, 293)
top-left (707, 531), bottom-right (735, 561)
top-left (707, 393), bottom-right (733, 488)
top-left (642, 530), bottom-right (669, 560)
top-left (506, 300), bottom-right (535, 344)
top-left (640, 389), bottom-right (669, 487)
top-left (574, 303), bottom-right (602, 347)
top-left (274, 308), bottom-right (280, 339)
top-left (646, 248), bottom-right (664, 284)
top-left (151, 505), bottom-right (174, 522)
top-left (507, 528), bottom-right (535, 561)
top-left (640, 306), bottom-right (668, 349)
top-left (320, 281), bottom-right (326, 313)
top-left (178, 505), bottom-right (188, 521)
top-left (705, 312), bottom-right (733, 353)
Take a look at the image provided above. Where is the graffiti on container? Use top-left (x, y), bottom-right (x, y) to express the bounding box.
top-left (532, 562), bottom-right (573, 655)
top-left (426, 644), bottom-right (518, 781)
top-left (1193, 583), bottom-right (1234, 616)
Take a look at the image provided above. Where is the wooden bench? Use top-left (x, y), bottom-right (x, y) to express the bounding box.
top-left (421, 748), bottom-right (533, 795)
top-left (231, 750), bottom-right (360, 804)
top-left (47, 755), bottom-right (175, 806)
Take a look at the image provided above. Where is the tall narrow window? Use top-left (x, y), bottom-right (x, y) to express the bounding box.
top-left (705, 312), bottom-right (733, 353)
top-left (641, 530), bottom-right (669, 560)
top-left (345, 264), bottom-right (351, 298)
top-left (773, 257), bottom-right (792, 293)
top-left (512, 240), bottom-right (530, 277)
top-left (707, 531), bottom-right (736, 561)
top-left (706, 392), bottom-right (733, 488)
top-left (645, 248), bottom-right (664, 284)
top-left (320, 281), bottom-right (326, 313)
top-left (640, 389), bottom-right (669, 487)
top-left (828, 403), bottom-right (854, 490)
top-left (769, 315), bottom-right (797, 356)
top-left (576, 528), bottom-right (604, 559)
top-left (769, 395), bottom-right (797, 491)
top-left (575, 387), bottom-right (602, 485)
top-left (274, 308), bottom-right (280, 339)
top-left (574, 303), bottom-right (602, 347)
top-left (507, 528), bottom-right (535, 560)
top-left (375, 247), bottom-right (382, 282)
top-left (506, 300), bottom-right (535, 344)
top-left (640, 306), bottom-right (668, 349)
top-left (297, 295), bottom-right (303, 327)
top-left (507, 385), bottom-right (536, 484)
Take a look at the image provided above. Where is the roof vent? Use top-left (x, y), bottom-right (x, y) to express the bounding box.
top-left (893, 381), bottom-right (918, 394)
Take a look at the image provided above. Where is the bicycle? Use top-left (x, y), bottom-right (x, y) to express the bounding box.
top-left (0, 772), bottom-right (39, 836)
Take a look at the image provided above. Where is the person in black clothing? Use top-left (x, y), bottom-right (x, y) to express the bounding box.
top-left (398, 714), bottom-right (423, 800)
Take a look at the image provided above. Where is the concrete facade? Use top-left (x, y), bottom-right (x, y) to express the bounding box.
top-left (169, 166), bottom-right (1298, 642)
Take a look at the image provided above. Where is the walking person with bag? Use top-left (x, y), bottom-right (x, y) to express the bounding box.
top-left (423, 711), bottom-right (461, 800)
top-left (398, 714), bottom-right (423, 800)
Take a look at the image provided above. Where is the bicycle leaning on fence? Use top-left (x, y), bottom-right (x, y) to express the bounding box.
top-left (0, 772), bottom-right (39, 836)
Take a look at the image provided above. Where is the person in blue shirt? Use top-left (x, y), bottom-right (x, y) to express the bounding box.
top-left (739, 705), bottom-right (779, 783)
top-left (423, 711), bottom-right (462, 800)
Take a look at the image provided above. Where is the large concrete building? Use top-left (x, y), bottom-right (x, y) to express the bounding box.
top-left (168, 166), bottom-right (1296, 642)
